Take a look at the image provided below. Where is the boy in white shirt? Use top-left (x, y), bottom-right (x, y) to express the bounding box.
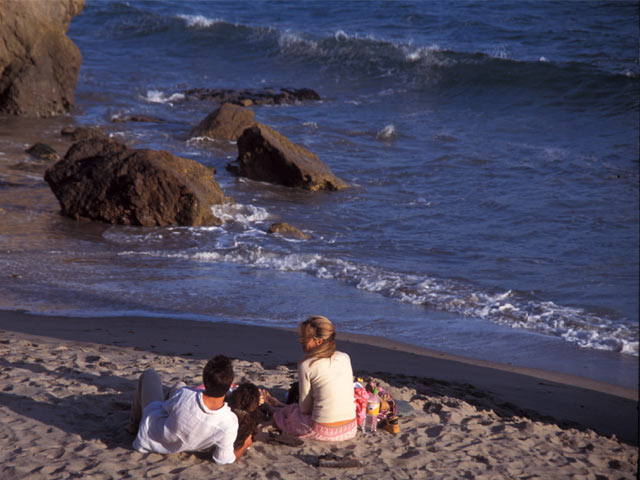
top-left (128, 355), bottom-right (252, 464)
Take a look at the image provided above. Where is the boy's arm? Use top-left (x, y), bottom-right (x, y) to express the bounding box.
top-left (211, 419), bottom-right (239, 465)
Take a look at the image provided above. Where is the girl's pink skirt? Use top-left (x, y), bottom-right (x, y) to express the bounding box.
top-left (273, 404), bottom-right (357, 442)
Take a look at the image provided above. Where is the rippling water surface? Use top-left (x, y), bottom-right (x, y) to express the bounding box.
top-left (0, 1), bottom-right (637, 387)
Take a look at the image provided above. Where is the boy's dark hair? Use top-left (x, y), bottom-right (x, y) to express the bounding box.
top-left (233, 409), bottom-right (259, 450)
top-left (228, 383), bottom-right (260, 413)
top-left (286, 381), bottom-right (299, 405)
top-left (202, 355), bottom-right (234, 397)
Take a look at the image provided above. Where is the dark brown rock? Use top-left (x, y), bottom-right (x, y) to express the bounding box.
top-left (229, 124), bottom-right (348, 191)
top-left (110, 114), bottom-right (164, 123)
top-left (45, 138), bottom-right (232, 227)
top-left (63, 136), bottom-right (128, 162)
top-left (189, 103), bottom-right (256, 141)
top-left (183, 87), bottom-right (321, 107)
top-left (267, 222), bottom-right (312, 240)
top-left (26, 143), bottom-right (60, 162)
top-left (0, 0), bottom-right (85, 117)
top-left (60, 126), bottom-right (109, 142)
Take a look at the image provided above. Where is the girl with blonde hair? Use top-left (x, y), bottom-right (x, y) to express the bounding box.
top-left (262, 315), bottom-right (357, 441)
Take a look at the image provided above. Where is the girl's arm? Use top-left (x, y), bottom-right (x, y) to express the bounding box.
top-left (233, 433), bottom-right (252, 461)
top-left (298, 361), bottom-right (313, 415)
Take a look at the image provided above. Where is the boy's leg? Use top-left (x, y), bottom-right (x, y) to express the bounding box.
top-left (128, 368), bottom-right (164, 434)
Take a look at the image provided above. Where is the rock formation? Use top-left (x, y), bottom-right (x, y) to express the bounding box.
top-left (110, 114), bottom-right (164, 124)
top-left (228, 124), bottom-right (348, 191)
top-left (267, 222), bottom-right (312, 240)
top-left (183, 87), bottom-right (320, 107)
top-left (60, 125), bottom-right (109, 142)
top-left (189, 103), bottom-right (256, 141)
top-left (45, 137), bottom-right (232, 227)
top-left (0, 0), bottom-right (85, 117)
top-left (26, 143), bottom-right (60, 162)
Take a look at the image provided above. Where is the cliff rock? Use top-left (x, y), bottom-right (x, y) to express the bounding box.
top-left (0, 0), bottom-right (85, 116)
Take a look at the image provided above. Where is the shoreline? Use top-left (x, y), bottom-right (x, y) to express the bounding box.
top-left (1, 113), bottom-right (637, 390)
top-left (1, 309), bottom-right (636, 445)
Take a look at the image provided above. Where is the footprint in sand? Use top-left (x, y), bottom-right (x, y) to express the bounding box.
top-left (426, 425), bottom-right (444, 438)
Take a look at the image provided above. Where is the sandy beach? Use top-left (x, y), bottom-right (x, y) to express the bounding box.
top-left (0, 310), bottom-right (636, 479)
top-left (1, 2), bottom-right (638, 479)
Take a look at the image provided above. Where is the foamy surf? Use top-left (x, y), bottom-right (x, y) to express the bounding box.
top-left (142, 90), bottom-right (185, 105)
top-left (117, 241), bottom-right (638, 357)
top-left (175, 14), bottom-right (224, 28)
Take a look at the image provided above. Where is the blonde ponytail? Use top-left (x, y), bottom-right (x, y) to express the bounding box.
top-left (299, 315), bottom-right (336, 365)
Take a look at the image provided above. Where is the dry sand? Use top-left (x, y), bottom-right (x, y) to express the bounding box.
top-left (0, 311), bottom-right (637, 479)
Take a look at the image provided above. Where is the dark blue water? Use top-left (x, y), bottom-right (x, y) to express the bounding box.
top-left (1, 1), bottom-right (638, 387)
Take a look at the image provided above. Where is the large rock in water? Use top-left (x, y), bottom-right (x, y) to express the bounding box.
top-left (0, 0), bottom-right (85, 116)
top-left (44, 137), bottom-right (232, 227)
top-left (189, 103), bottom-right (256, 141)
top-left (267, 222), bottom-right (311, 240)
top-left (229, 124), bottom-right (348, 191)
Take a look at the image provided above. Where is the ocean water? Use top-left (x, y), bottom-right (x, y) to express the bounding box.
top-left (0, 1), bottom-right (638, 388)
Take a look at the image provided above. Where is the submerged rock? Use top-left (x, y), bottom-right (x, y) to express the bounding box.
top-left (376, 124), bottom-right (397, 142)
top-left (189, 103), bottom-right (256, 141)
top-left (26, 143), bottom-right (60, 162)
top-left (0, 0), bottom-right (85, 117)
top-left (267, 222), bottom-right (312, 240)
top-left (60, 126), bottom-right (109, 142)
top-left (45, 137), bottom-right (232, 227)
top-left (110, 114), bottom-right (164, 124)
top-left (183, 87), bottom-right (321, 106)
top-left (228, 124), bottom-right (348, 191)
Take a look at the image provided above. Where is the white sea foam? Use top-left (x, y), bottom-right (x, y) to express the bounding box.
top-left (404, 45), bottom-right (442, 63)
top-left (376, 124), bottom-right (397, 141)
top-left (489, 45), bottom-right (510, 60)
top-left (210, 203), bottom-right (272, 226)
top-left (186, 135), bottom-right (215, 144)
top-left (621, 340), bottom-right (639, 356)
top-left (118, 237), bottom-right (638, 357)
top-left (409, 197), bottom-right (431, 206)
top-left (377, 88), bottom-right (403, 97)
top-left (334, 30), bottom-right (349, 42)
top-left (176, 14), bottom-right (223, 28)
top-left (185, 135), bottom-right (236, 146)
top-left (143, 90), bottom-right (185, 105)
top-left (278, 31), bottom-right (318, 51)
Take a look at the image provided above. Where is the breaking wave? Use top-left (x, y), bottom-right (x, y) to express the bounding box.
top-left (118, 236), bottom-right (638, 357)
top-left (99, 4), bottom-right (638, 114)
top-left (176, 14), bottom-right (224, 29)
